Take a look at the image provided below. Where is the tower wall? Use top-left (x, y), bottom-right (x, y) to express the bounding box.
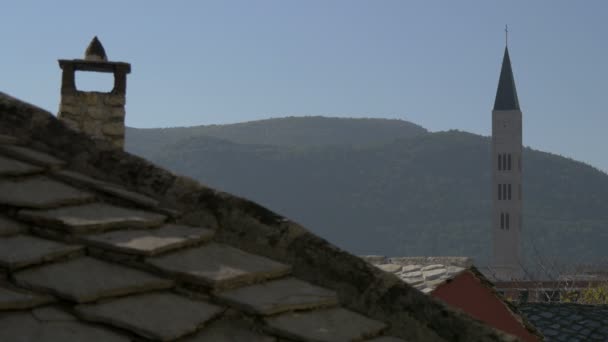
top-left (492, 109), bottom-right (523, 280)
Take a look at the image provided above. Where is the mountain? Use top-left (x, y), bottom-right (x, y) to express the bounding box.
top-left (125, 117), bottom-right (608, 271)
top-left (126, 116), bottom-right (427, 156)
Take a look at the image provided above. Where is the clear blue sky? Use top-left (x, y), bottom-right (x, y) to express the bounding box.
top-left (3, 1), bottom-right (607, 172)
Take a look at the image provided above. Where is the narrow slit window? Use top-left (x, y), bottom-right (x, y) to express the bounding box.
top-left (500, 213), bottom-right (504, 229)
top-left (508, 184), bottom-right (512, 200)
top-left (508, 154), bottom-right (512, 170)
top-left (506, 213), bottom-right (510, 229)
top-left (498, 184), bottom-right (502, 200)
top-left (498, 154), bottom-right (502, 170)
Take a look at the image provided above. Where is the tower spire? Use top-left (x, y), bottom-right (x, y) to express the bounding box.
top-left (493, 45), bottom-right (520, 111)
top-left (505, 25), bottom-right (508, 47)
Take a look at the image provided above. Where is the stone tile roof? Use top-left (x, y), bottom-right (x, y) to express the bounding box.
top-left (364, 256), bottom-right (544, 340)
top-left (361, 256), bottom-right (472, 294)
top-left (519, 303), bottom-right (608, 342)
top-left (0, 91), bottom-right (522, 341)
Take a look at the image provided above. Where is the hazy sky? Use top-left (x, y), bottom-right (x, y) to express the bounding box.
top-left (3, 1), bottom-right (607, 172)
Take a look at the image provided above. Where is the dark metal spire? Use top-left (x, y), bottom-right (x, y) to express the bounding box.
top-left (84, 36), bottom-right (108, 62)
top-left (493, 46), bottom-right (520, 111)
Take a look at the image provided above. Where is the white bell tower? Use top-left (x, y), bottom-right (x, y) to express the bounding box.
top-left (491, 32), bottom-right (524, 280)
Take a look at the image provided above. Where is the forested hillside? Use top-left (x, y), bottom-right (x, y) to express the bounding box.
top-left (126, 117), bottom-right (608, 270)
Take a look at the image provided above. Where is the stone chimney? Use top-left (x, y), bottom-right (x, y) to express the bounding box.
top-left (58, 36), bottom-right (131, 149)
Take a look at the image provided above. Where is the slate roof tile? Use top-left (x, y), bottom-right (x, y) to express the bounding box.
top-left (76, 292), bottom-right (224, 341)
top-left (147, 242), bottom-right (292, 290)
top-left (18, 202), bottom-right (167, 233)
top-left (265, 307), bottom-right (387, 342)
top-left (217, 277), bottom-right (338, 315)
top-left (0, 311), bottom-right (130, 342)
top-left (14, 256), bottom-right (174, 303)
top-left (0, 284), bottom-right (54, 310)
top-left (0, 176), bottom-right (94, 208)
top-left (82, 224), bottom-right (214, 256)
top-left (0, 235), bottom-right (83, 270)
top-left (0, 155), bottom-right (42, 176)
top-left (0, 145), bottom-right (65, 168)
top-left (0, 215), bottom-right (27, 237)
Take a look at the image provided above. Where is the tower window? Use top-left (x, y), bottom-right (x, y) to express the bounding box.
top-left (502, 154), bottom-right (507, 171)
top-left (500, 213), bottom-right (504, 229)
top-left (508, 184), bottom-right (512, 200)
top-left (498, 184), bottom-right (502, 200)
top-left (506, 213), bottom-right (510, 229)
top-left (507, 154), bottom-right (512, 170)
top-left (498, 154), bottom-right (502, 170)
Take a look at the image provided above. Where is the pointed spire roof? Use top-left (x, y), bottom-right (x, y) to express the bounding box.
top-left (84, 36), bottom-right (107, 62)
top-left (493, 47), bottom-right (520, 111)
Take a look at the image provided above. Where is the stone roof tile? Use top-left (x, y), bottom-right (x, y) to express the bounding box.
top-left (14, 256), bottom-right (173, 303)
top-left (82, 224), bottom-right (214, 256)
top-left (76, 292), bottom-right (224, 341)
top-left (0, 235), bottom-right (83, 270)
top-left (0, 176), bottom-right (94, 208)
top-left (0, 155), bottom-right (42, 176)
top-left (147, 242), bottom-right (292, 290)
top-left (217, 277), bottom-right (338, 315)
top-left (19, 202), bottom-right (166, 233)
top-left (265, 307), bottom-right (387, 341)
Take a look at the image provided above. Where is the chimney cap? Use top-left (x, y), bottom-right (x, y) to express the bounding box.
top-left (84, 36), bottom-right (108, 62)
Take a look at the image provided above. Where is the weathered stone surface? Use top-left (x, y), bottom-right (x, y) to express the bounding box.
top-left (0, 285), bottom-right (53, 310)
top-left (0, 311), bottom-right (129, 341)
top-left (367, 337), bottom-right (408, 342)
top-left (32, 306), bottom-right (76, 321)
top-left (401, 265), bottom-right (421, 273)
top-left (0, 145), bottom-right (65, 168)
top-left (0, 155), bottom-right (42, 176)
top-left (53, 169), bottom-right (159, 207)
top-left (76, 292), bottom-right (224, 341)
top-left (217, 277), bottom-right (338, 315)
top-left (183, 318), bottom-right (276, 342)
top-left (15, 256), bottom-right (173, 303)
top-left (265, 307), bottom-right (387, 342)
top-left (0, 215), bottom-right (27, 236)
top-left (148, 242), bottom-right (291, 290)
top-left (422, 268), bottom-right (447, 281)
top-left (421, 264), bottom-right (444, 272)
top-left (84, 224), bottom-right (213, 256)
top-left (401, 277), bottom-right (424, 286)
top-left (377, 264), bottom-right (402, 273)
top-left (103, 95), bottom-right (126, 106)
top-left (402, 271), bottom-right (422, 278)
top-left (0, 235), bottom-right (83, 270)
top-left (0, 176), bottom-right (94, 208)
top-left (19, 203), bottom-right (166, 233)
top-left (0, 134), bottom-right (17, 144)
top-left (102, 122), bottom-right (125, 136)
